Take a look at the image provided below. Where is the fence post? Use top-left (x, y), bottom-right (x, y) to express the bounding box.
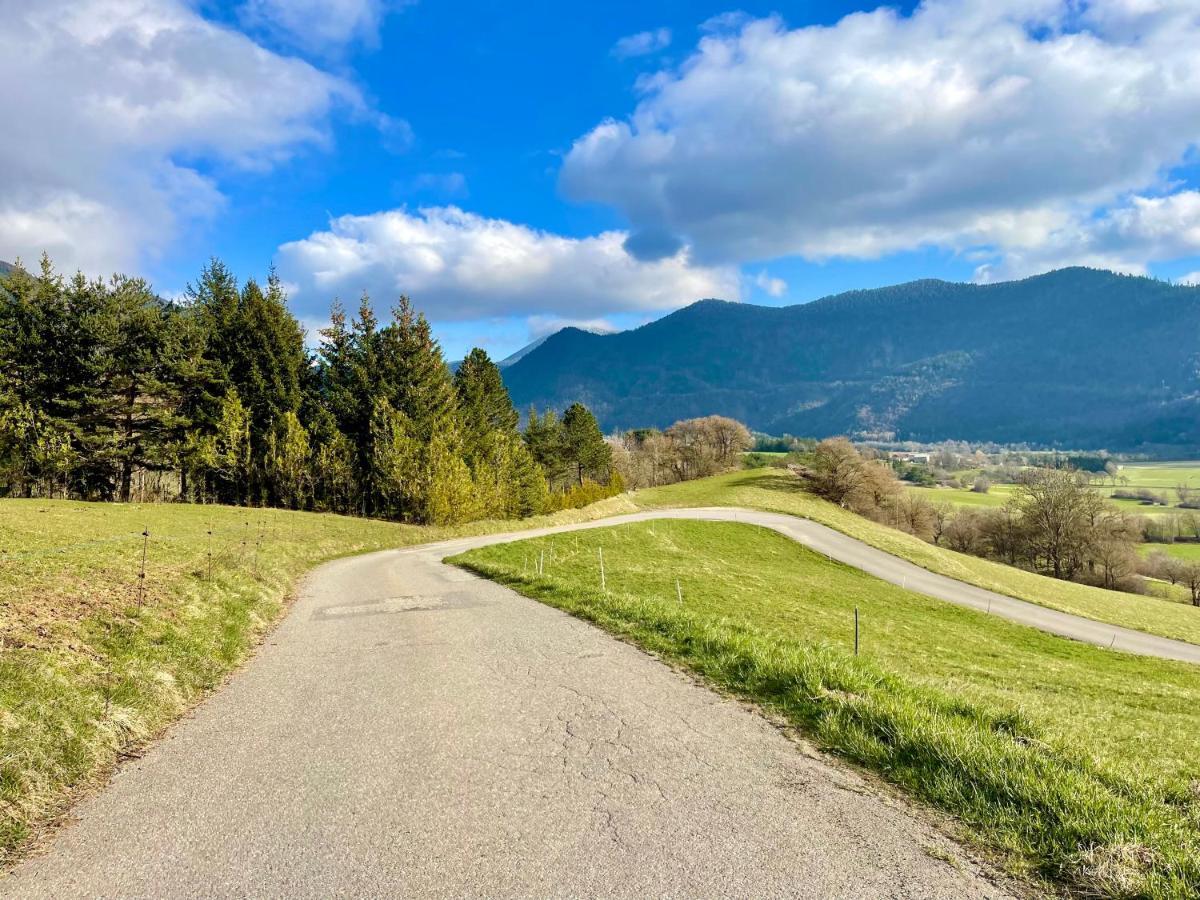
top-left (854, 606), bottom-right (860, 656)
top-left (253, 519), bottom-right (263, 578)
top-left (136, 528), bottom-right (149, 607)
top-left (599, 547), bottom-right (606, 592)
top-left (676, 578), bottom-right (683, 603)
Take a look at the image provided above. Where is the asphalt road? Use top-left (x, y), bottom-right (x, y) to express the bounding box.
top-left (2, 509), bottom-right (1023, 899)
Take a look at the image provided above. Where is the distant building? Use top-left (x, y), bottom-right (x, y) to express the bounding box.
top-left (889, 451), bottom-right (931, 465)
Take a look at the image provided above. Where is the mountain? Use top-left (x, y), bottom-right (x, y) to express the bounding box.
top-left (502, 268), bottom-right (1200, 451)
top-left (499, 333), bottom-right (552, 368)
top-left (0, 261), bottom-right (13, 276)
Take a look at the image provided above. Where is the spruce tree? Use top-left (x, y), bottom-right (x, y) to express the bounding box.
top-left (524, 406), bottom-right (568, 491)
top-left (369, 397), bottom-right (420, 519)
top-left (562, 403), bottom-right (612, 487)
top-left (378, 297), bottom-right (461, 445)
top-left (79, 275), bottom-right (186, 501)
top-left (454, 348), bottom-right (519, 463)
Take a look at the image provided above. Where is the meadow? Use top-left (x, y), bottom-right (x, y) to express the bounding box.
top-left (451, 520), bottom-right (1200, 897)
top-left (635, 469), bottom-right (1200, 645)
top-left (908, 460), bottom-right (1200, 520)
top-left (0, 494), bottom-right (639, 866)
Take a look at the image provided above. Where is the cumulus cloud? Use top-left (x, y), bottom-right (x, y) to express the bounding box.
top-left (611, 27), bottom-right (671, 59)
top-left (275, 206), bottom-right (740, 320)
top-left (526, 315), bottom-right (620, 338)
top-left (752, 270), bottom-right (787, 298)
top-left (562, 1), bottom-right (1200, 273)
top-left (1180, 272), bottom-right (1200, 287)
top-left (976, 191), bottom-right (1200, 281)
top-left (0, 0), bottom-right (362, 275)
top-left (238, 0), bottom-right (407, 54)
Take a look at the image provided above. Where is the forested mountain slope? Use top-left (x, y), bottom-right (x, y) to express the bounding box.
top-left (503, 268), bottom-right (1200, 449)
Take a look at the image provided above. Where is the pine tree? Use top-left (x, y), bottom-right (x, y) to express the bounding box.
top-left (369, 397), bottom-right (421, 519)
top-left (266, 411), bottom-right (311, 509)
top-left (524, 406), bottom-right (569, 491)
top-left (378, 297), bottom-right (461, 445)
top-left (454, 348), bottom-right (519, 464)
top-left (79, 275), bottom-right (187, 501)
top-left (196, 386), bottom-right (252, 504)
top-left (424, 429), bottom-right (478, 525)
top-left (562, 403), bottom-right (612, 487)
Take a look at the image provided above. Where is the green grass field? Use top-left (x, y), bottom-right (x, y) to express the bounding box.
top-left (634, 469), bottom-right (1200, 645)
top-left (910, 478), bottom-right (1189, 516)
top-left (1105, 462), bottom-right (1200, 492)
top-left (451, 521), bottom-right (1200, 897)
top-left (1142, 542), bottom-right (1200, 561)
top-left (0, 493), bottom-right (639, 866)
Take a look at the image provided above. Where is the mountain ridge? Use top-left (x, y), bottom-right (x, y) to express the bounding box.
top-left (502, 268), bottom-right (1200, 450)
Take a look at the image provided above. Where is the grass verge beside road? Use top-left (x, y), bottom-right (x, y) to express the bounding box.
top-left (634, 469), bottom-right (1200, 645)
top-left (451, 520), bottom-right (1200, 897)
top-left (0, 494), bottom-right (638, 866)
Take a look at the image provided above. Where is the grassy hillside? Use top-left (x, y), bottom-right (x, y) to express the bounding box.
top-left (451, 521), bottom-right (1200, 897)
top-left (634, 469), bottom-right (1200, 645)
top-left (0, 494), bottom-right (638, 866)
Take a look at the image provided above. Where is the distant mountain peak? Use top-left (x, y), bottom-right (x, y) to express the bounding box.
top-left (500, 267), bottom-right (1200, 451)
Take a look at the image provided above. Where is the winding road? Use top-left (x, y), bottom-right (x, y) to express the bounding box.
top-left (8, 505), bottom-right (1193, 897)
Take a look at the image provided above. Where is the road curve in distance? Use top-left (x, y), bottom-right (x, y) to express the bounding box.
top-left (435, 507), bottom-right (1200, 664)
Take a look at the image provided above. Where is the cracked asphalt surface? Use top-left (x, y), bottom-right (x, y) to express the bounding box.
top-left (3, 510), bottom-right (1020, 899)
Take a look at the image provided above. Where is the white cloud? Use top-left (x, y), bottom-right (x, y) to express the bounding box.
top-left (408, 172), bottom-right (470, 196)
top-left (238, 0), bottom-right (407, 54)
top-left (526, 315), bottom-right (620, 338)
top-left (276, 205), bottom-right (740, 320)
top-left (976, 190), bottom-right (1200, 281)
top-left (1180, 272), bottom-right (1200, 286)
top-left (0, 0), bottom-right (362, 275)
top-left (562, 1), bottom-right (1200, 274)
top-left (752, 270), bottom-right (787, 298)
top-left (611, 27), bottom-right (671, 60)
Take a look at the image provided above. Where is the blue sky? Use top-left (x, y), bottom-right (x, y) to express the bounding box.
top-left (4, 0), bottom-right (1200, 360)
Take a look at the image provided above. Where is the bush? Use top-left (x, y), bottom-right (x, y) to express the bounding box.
top-left (544, 475), bottom-right (625, 512)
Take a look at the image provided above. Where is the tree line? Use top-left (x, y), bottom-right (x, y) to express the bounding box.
top-left (801, 437), bottom-right (1200, 603)
top-left (608, 416), bottom-right (754, 489)
top-left (0, 256), bottom-right (619, 524)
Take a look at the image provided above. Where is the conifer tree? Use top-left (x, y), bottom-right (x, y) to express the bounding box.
top-left (454, 348), bottom-right (519, 463)
top-left (562, 402), bottom-right (612, 487)
top-left (266, 411), bottom-right (311, 509)
top-left (379, 297), bottom-right (461, 445)
top-left (524, 407), bottom-right (568, 490)
top-left (424, 430), bottom-right (478, 525)
top-left (369, 397), bottom-right (421, 519)
top-left (79, 275), bottom-right (186, 501)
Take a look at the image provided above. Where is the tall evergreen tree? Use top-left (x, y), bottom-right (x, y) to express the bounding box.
top-left (454, 348), bottom-right (519, 463)
top-left (378, 297), bottom-right (460, 445)
top-left (524, 407), bottom-right (568, 490)
top-left (562, 402), bottom-right (612, 487)
top-left (77, 275), bottom-right (187, 501)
